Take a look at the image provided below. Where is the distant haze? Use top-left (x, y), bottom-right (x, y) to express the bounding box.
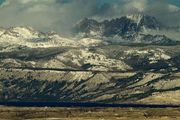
top-left (0, 0), bottom-right (180, 36)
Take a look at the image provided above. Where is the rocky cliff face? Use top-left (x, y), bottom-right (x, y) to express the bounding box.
top-left (73, 14), bottom-right (179, 45)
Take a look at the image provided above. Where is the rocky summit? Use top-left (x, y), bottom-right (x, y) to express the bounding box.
top-left (74, 14), bottom-right (180, 45)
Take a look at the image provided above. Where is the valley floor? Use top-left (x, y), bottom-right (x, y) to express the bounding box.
top-left (0, 106), bottom-right (180, 120)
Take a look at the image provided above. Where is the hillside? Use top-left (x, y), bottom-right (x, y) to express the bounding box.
top-left (0, 15), bottom-right (179, 104)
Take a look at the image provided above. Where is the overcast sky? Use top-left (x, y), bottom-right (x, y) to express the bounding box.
top-left (0, 0), bottom-right (180, 35)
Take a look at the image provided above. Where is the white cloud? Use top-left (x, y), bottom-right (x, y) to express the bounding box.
top-left (168, 4), bottom-right (180, 12)
top-left (123, 0), bottom-right (148, 13)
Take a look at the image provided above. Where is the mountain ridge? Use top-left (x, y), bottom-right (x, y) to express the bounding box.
top-left (73, 14), bottom-right (180, 45)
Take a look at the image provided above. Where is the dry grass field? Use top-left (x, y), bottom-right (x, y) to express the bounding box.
top-left (0, 106), bottom-right (180, 120)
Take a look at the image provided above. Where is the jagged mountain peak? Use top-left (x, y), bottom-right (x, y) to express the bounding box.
top-left (74, 14), bottom-right (161, 36)
top-left (74, 17), bottom-right (101, 34)
top-left (125, 14), bottom-right (160, 29)
top-left (126, 14), bottom-right (144, 22)
top-left (75, 18), bottom-right (99, 29)
top-left (73, 14), bottom-right (179, 45)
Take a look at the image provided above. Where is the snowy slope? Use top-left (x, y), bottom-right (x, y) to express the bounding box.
top-left (0, 27), bottom-right (79, 48)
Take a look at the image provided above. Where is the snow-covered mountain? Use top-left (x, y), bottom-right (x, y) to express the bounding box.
top-left (0, 27), bottom-right (108, 54)
top-left (0, 15), bottom-right (179, 104)
top-left (74, 14), bottom-right (180, 44)
top-left (0, 27), bottom-right (81, 48)
top-left (0, 14), bottom-right (179, 52)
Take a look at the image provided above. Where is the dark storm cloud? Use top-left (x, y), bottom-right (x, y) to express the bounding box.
top-left (145, 0), bottom-right (180, 26)
top-left (0, 0), bottom-right (179, 35)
